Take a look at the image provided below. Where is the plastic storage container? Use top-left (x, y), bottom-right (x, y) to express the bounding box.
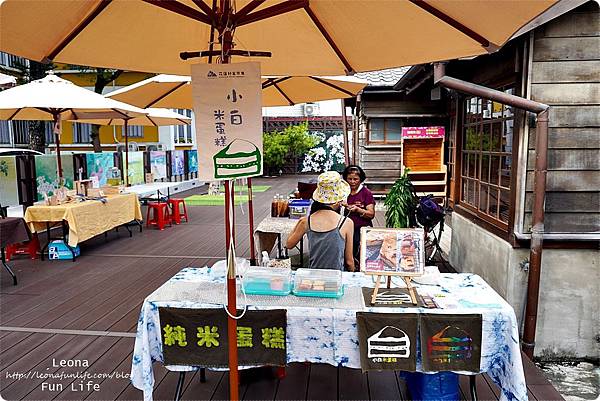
top-left (288, 199), bottom-right (311, 219)
top-left (242, 267), bottom-right (292, 296)
top-left (293, 268), bottom-right (344, 298)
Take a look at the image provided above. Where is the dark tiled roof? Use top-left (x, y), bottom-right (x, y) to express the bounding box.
top-left (354, 66), bottom-right (411, 87)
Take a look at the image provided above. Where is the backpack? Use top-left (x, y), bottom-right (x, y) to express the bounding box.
top-left (416, 195), bottom-right (444, 229)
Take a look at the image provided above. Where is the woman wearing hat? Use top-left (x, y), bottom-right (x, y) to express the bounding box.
top-left (286, 171), bottom-right (355, 272)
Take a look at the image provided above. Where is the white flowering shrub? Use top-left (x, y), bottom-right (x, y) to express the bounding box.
top-left (301, 131), bottom-right (346, 173)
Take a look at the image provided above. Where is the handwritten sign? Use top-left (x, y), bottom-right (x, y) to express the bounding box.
top-left (402, 126), bottom-right (445, 139)
top-left (158, 308), bottom-right (286, 367)
top-left (191, 62), bottom-right (263, 181)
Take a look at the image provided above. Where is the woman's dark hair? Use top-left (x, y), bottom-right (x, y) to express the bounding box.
top-left (342, 165), bottom-right (367, 182)
top-left (310, 200), bottom-right (338, 215)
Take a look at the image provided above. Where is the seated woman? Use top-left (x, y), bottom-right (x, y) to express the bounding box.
top-left (286, 171), bottom-right (355, 272)
top-left (342, 165), bottom-right (375, 264)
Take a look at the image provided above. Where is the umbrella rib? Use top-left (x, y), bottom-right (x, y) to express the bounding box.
top-left (308, 76), bottom-right (357, 97)
top-left (144, 81), bottom-right (189, 108)
top-left (142, 0), bottom-right (212, 25)
top-left (177, 118), bottom-right (191, 125)
top-left (147, 116), bottom-right (158, 127)
top-left (7, 108), bottom-right (22, 121)
top-left (46, 0), bottom-right (113, 61)
top-left (262, 76), bottom-right (292, 89)
top-left (303, 5), bottom-right (354, 74)
top-left (272, 82), bottom-right (295, 106)
top-left (111, 108), bottom-right (130, 119)
top-left (190, 0), bottom-right (216, 19)
top-left (233, 0), bottom-right (266, 23)
top-left (408, 0), bottom-right (492, 49)
top-left (237, 0), bottom-right (308, 27)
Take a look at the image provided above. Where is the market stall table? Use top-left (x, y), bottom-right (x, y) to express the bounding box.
top-left (24, 193), bottom-right (142, 260)
top-left (254, 216), bottom-right (304, 267)
top-left (0, 217), bottom-right (30, 285)
top-left (131, 267), bottom-right (527, 401)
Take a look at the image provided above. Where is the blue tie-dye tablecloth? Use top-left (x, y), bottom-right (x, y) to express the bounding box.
top-left (131, 267), bottom-right (527, 401)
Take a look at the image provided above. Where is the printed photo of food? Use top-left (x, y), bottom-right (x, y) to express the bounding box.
top-left (361, 228), bottom-right (424, 276)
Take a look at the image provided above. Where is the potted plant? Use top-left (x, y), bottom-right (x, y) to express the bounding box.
top-left (384, 169), bottom-right (417, 228)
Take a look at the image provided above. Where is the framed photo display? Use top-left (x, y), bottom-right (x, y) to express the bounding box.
top-left (360, 227), bottom-right (425, 277)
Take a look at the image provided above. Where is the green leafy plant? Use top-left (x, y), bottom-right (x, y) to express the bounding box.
top-left (263, 122), bottom-right (319, 174)
top-left (0, 160), bottom-right (8, 176)
top-left (384, 169), bottom-right (417, 228)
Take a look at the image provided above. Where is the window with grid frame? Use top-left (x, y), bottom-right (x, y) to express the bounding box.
top-left (367, 118), bottom-right (402, 144)
top-left (72, 122), bottom-right (92, 144)
top-left (174, 109), bottom-right (193, 144)
top-left (460, 88), bottom-right (515, 229)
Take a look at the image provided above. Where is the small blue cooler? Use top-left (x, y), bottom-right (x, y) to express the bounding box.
top-left (48, 240), bottom-right (81, 260)
top-left (288, 199), bottom-right (311, 219)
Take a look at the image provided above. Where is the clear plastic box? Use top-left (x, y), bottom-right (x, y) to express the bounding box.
top-left (242, 267), bottom-right (292, 296)
top-left (292, 268), bottom-right (344, 298)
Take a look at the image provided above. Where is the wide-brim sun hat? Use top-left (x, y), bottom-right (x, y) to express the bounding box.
top-left (312, 171), bottom-right (351, 204)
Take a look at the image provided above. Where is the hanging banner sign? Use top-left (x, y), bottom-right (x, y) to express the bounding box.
top-left (356, 312), bottom-right (418, 372)
top-left (158, 307), bottom-right (286, 368)
top-left (420, 313), bottom-right (482, 372)
top-left (191, 62), bottom-right (263, 181)
top-left (402, 126), bottom-right (445, 139)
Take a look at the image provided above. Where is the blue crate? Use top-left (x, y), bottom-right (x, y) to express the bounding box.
top-left (48, 240), bottom-right (80, 260)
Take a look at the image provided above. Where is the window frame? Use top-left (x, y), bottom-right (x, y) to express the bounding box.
top-left (367, 118), bottom-right (402, 144)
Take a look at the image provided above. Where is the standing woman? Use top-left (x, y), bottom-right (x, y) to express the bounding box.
top-left (342, 165), bottom-right (375, 264)
top-left (287, 171), bottom-right (355, 272)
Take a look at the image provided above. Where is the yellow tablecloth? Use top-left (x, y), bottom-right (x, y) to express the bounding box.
top-left (24, 193), bottom-right (143, 247)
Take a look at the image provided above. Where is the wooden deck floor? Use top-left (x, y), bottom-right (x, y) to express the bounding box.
top-left (0, 175), bottom-right (564, 401)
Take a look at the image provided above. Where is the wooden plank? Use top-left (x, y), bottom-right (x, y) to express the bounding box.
top-left (363, 169), bottom-right (402, 179)
top-left (306, 364), bottom-right (337, 400)
top-left (361, 161), bottom-right (402, 170)
top-left (528, 128), bottom-right (600, 149)
top-left (524, 192), bottom-right (600, 213)
top-left (210, 371), bottom-right (232, 400)
top-left (531, 83), bottom-right (600, 105)
top-left (181, 370), bottom-right (225, 400)
top-left (242, 371), bottom-right (279, 400)
top-left (275, 363), bottom-right (310, 400)
top-left (531, 60), bottom-right (600, 83)
top-left (540, 10), bottom-right (599, 38)
top-left (523, 212), bottom-right (599, 233)
top-left (533, 37), bottom-right (600, 61)
top-left (84, 351), bottom-right (148, 401)
top-left (367, 370), bottom-right (403, 401)
top-left (525, 171), bottom-right (600, 191)
top-left (527, 384), bottom-right (565, 401)
top-left (548, 105), bottom-right (600, 128)
top-left (338, 367), bottom-right (369, 400)
top-left (458, 374), bottom-right (500, 401)
top-left (527, 149), bottom-right (600, 171)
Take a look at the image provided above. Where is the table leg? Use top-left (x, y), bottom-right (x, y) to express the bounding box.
top-left (200, 368), bottom-right (206, 383)
top-left (1, 247), bottom-right (17, 285)
top-left (470, 375), bottom-right (478, 401)
top-left (63, 221), bottom-right (76, 262)
top-left (173, 372), bottom-right (185, 401)
top-left (277, 233), bottom-right (282, 258)
top-left (41, 222), bottom-right (51, 261)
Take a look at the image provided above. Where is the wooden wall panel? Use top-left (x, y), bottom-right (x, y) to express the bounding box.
top-left (524, 192), bottom-right (599, 213)
top-left (528, 128), bottom-right (600, 149)
top-left (531, 83), bottom-right (600, 104)
top-left (539, 9), bottom-right (600, 38)
top-left (402, 139), bottom-right (443, 172)
top-left (524, 213), bottom-right (599, 233)
top-left (526, 149), bottom-right (600, 170)
top-left (547, 106), bottom-right (600, 128)
top-left (531, 60), bottom-right (600, 83)
top-left (533, 37), bottom-right (599, 61)
top-left (525, 171), bottom-right (600, 192)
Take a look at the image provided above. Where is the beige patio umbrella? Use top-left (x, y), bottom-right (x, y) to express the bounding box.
top-left (0, 0), bottom-right (557, 76)
top-left (0, 74), bottom-right (145, 180)
top-left (105, 74), bottom-right (367, 108)
top-left (74, 107), bottom-right (191, 186)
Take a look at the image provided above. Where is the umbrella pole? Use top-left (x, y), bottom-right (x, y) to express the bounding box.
top-left (341, 99), bottom-right (350, 165)
top-left (220, 16), bottom-right (240, 400)
top-left (248, 177), bottom-right (256, 265)
top-left (53, 114), bottom-right (64, 183)
top-left (124, 119), bottom-right (129, 186)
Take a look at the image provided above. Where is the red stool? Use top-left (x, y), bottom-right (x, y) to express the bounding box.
top-left (6, 234), bottom-right (40, 261)
top-left (146, 202), bottom-right (172, 230)
top-left (167, 198), bottom-right (188, 224)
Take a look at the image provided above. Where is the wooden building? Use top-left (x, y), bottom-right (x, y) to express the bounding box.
top-left (390, 1), bottom-right (599, 359)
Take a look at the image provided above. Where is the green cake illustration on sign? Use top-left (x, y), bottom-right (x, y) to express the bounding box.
top-left (213, 139), bottom-right (262, 179)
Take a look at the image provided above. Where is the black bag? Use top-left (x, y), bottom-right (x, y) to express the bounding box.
top-left (416, 195), bottom-right (444, 229)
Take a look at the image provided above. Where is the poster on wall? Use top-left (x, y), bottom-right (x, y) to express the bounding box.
top-left (86, 153), bottom-right (114, 187)
top-left (171, 150), bottom-right (185, 176)
top-left (360, 227), bottom-right (425, 276)
top-left (127, 151), bottom-right (145, 186)
top-left (35, 154), bottom-right (74, 200)
top-left (150, 151), bottom-right (167, 180)
top-left (187, 150), bottom-right (198, 173)
top-left (191, 62), bottom-right (263, 181)
top-left (0, 156), bottom-right (19, 207)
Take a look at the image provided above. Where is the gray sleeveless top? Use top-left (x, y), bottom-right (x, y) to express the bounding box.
top-left (307, 213), bottom-right (347, 271)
